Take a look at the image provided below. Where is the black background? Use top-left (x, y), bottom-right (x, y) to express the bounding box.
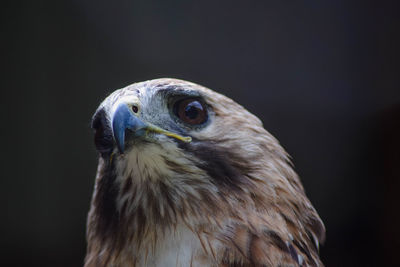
top-left (2, 1), bottom-right (400, 266)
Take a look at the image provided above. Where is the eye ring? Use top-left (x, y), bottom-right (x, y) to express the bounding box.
top-left (173, 98), bottom-right (208, 125)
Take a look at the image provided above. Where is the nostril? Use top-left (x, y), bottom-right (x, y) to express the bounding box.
top-left (131, 105), bottom-right (138, 113)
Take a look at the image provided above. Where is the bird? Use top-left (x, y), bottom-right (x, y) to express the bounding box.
top-left (85, 78), bottom-right (325, 267)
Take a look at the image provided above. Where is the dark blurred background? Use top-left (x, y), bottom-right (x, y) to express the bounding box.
top-left (2, 0), bottom-right (400, 266)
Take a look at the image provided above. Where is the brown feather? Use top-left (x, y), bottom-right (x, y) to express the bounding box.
top-left (85, 78), bottom-right (325, 267)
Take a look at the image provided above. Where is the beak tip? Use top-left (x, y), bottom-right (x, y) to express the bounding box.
top-left (113, 123), bottom-right (125, 154)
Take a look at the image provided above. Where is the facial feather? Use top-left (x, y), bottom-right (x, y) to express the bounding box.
top-left (85, 78), bottom-right (325, 267)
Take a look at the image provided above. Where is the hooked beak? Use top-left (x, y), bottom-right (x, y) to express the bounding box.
top-left (112, 103), bottom-right (191, 153)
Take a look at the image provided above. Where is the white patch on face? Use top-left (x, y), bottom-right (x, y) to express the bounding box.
top-left (115, 135), bottom-right (191, 179)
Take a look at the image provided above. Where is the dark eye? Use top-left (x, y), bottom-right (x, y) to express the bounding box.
top-left (173, 98), bottom-right (208, 125)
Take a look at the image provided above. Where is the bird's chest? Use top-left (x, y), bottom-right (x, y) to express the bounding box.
top-left (135, 225), bottom-right (212, 267)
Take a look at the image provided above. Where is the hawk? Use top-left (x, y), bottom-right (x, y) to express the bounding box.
top-left (85, 78), bottom-right (325, 267)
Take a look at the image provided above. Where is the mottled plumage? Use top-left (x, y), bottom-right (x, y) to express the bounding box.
top-left (85, 78), bottom-right (325, 267)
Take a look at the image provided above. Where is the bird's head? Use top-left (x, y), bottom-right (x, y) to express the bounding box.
top-left (87, 78), bottom-right (324, 264)
top-left (91, 77), bottom-right (279, 213)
